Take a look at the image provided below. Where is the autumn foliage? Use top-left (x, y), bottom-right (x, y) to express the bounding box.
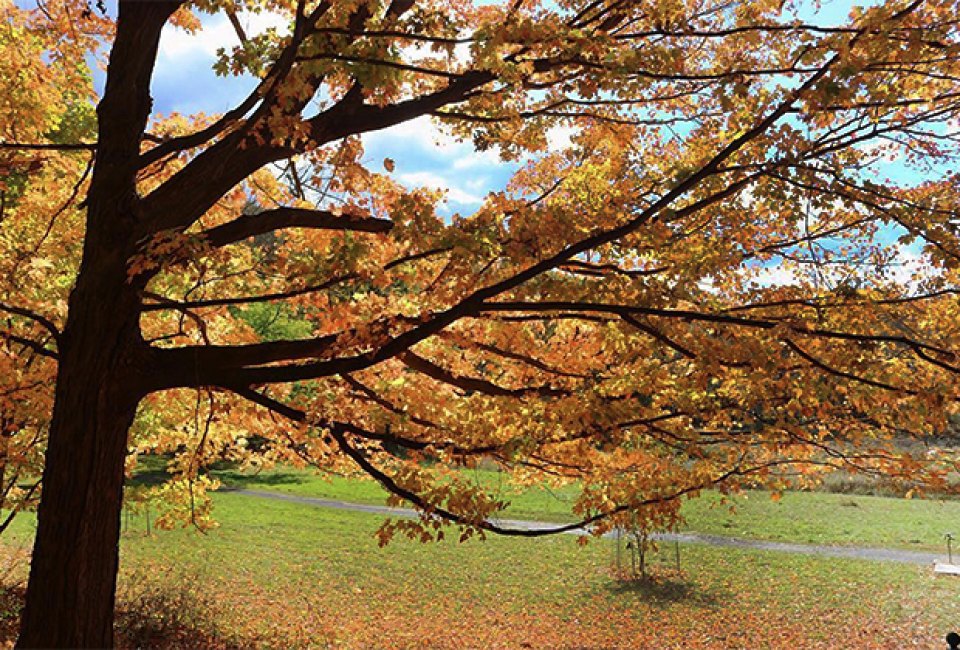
top-left (3, 0), bottom-right (960, 645)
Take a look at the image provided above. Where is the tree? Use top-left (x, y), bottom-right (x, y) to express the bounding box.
top-left (4, 0), bottom-right (960, 646)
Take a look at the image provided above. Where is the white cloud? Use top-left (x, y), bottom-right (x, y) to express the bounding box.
top-left (881, 244), bottom-right (929, 288)
top-left (545, 124), bottom-right (577, 151)
top-left (152, 11), bottom-right (291, 115)
top-left (464, 176), bottom-right (491, 192)
top-left (158, 14), bottom-right (231, 61)
top-left (362, 116), bottom-right (511, 212)
top-left (397, 171), bottom-right (485, 207)
top-left (855, 137), bottom-right (905, 163)
top-left (748, 264), bottom-right (803, 287)
top-left (361, 116), bottom-right (580, 211)
top-left (451, 150), bottom-right (501, 170)
top-left (365, 116), bottom-right (500, 166)
top-left (158, 11), bottom-right (289, 63)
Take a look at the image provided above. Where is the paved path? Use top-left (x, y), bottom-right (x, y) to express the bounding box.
top-left (230, 488), bottom-right (943, 565)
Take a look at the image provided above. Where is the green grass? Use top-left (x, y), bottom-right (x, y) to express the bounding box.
top-left (117, 491), bottom-right (949, 611)
top-left (212, 463), bottom-right (581, 520)
top-left (682, 490), bottom-right (960, 550)
top-left (1, 458), bottom-right (956, 647)
top-left (206, 463), bottom-right (960, 552)
top-left (3, 489), bottom-right (959, 648)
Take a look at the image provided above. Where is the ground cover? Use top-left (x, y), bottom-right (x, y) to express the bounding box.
top-left (2, 491), bottom-right (959, 649)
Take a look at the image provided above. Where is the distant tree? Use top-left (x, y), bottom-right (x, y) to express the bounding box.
top-left (4, 0), bottom-right (960, 646)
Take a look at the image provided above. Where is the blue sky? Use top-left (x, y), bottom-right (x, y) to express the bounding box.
top-left (137, 3), bottom-right (945, 202)
top-left (71, 1), bottom-right (951, 284)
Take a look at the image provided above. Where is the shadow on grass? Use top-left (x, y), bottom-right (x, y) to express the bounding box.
top-left (128, 455), bottom-right (307, 491)
top-left (128, 468), bottom-right (170, 487)
top-left (212, 469), bottom-right (306, 488)
top-left (604, 571), bottom-right (725, 609)
top-left (128, 453), bottom-right (173, 488)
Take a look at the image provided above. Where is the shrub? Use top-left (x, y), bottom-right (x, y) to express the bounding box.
top-left (115, 564), bottom-right (233, 649)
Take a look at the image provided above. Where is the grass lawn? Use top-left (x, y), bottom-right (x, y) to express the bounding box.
top-left (3, 462), bottom-right (959, 647)
top-left (3, 491), bottom-right (959, 649)
top-left (210, 463), bottom-right (960, 552)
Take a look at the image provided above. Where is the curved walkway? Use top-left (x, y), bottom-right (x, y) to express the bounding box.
top-left (231, 488), bottom-right (943, 565)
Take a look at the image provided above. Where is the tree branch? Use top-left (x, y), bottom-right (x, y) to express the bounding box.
top-left (0, 302), bottom-right (62, 343)
top-left (228, 386), bottom-right (843, 538)
top-left (158, 333), bottom-right (339, 374)
top-left (0, 332), bottom-right (59, 360)
top-left (141, 246), bottom-right (453, 312)
top-left (226, 384), bottom-right (499, 456)
top-left (399, 351), bottom-right (567, 397)
top-left (149, 30), bottom-right (854, 391)
top-left (436, 332), bottom-right (591, 379)
top-left (783, 338), bottom-right (911, 394)
top-left (139, 47), bottom-right (492, 238)
top-left (0, 142), bottom-right (96, 151)
top-left (202, 207), bottom-right (393, 248)
top-left (483, 301), bottom-right (959, 368)
top-left (88, 0), bottom-right (184, 202)
top-left (138, 1), bottom-right (330, 170)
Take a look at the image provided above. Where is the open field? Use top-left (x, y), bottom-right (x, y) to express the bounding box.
top-left (2, 481), bottom-right (960, 648)
top-left (3, 465), bottom-right (960, 648)
top-left (210, 464), bottom-right (960, 552)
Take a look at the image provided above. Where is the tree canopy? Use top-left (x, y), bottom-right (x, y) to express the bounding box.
top-left (3, 0), bottom-right (960, 646)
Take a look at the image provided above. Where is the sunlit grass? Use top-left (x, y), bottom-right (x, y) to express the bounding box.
top-left (209, 463), bottom-right (960, 551)
top-left (3, 489), bottom-right (959, 648)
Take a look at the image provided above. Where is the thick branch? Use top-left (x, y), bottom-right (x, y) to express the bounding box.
top-left (88, 0), bottom-right (184, 204)
top-left (0, 142), bottom-right (96, 151)
top-left (158, 333), bottom-right (338, 374)
top-left (140, 69), bottom-right (493, 236)
top-left (399, 351), bottom-right (567, 397)
top-left (138, 1), bottom-right (330, 169)
top-left (203, 207), bottom-right (393, 248)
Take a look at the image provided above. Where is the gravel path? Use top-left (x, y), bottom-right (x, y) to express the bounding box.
top-left (231, 488), bottom-right (943, 565)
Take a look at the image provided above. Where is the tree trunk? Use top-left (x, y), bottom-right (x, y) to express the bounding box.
top-left (15, 3), bottom-right (180, 645)
top-left (16, 261), bottom-right (147, 648)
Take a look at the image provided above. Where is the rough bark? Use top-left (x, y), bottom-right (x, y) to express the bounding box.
top-left (15, 271), bottom-right (146, 648)
top-left (16, 2), bottom-right (180, 647)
